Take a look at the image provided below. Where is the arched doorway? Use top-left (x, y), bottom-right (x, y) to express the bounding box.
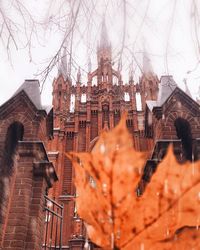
top-left (0, 121), bottom-right (24, 221)
top-left (2, 121), bottom-right (24, 174)
top-left (174, 117), bottom-right (192, 161)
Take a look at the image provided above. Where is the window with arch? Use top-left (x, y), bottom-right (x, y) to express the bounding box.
top-left (124, 92), bottom-right (130, 102)
top-left (113, 76), bottom-right (119, 85)
top-left (2, 122), bottom-right (24, 173)
top-left (174, 117), bottom-right (193, 161)
top-left (70, 94), bottom-right (75, 113)
top-left (136, 92), bottom-right (142, 111)
top-left (92, 76), bottom-right (97, 86)
top-left (81, 93), bottom-right (87, 103)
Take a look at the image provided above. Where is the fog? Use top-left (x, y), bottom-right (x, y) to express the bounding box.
top-left (0, 0), bottom-right (199, 105)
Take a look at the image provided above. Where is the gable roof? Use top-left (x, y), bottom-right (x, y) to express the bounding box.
top-left (146, 75), bottom-right (199, 110)
top-left (0, 79), bottom-right (53, 116)
top-left (145, 75), bottom-right (177, 112)
top-left (13, 79), bottom-right (42, 110)
top-left (161, 86), bottom-right (200, 112)
top-left (157, 75), bottom-right (177, 106)
top-left (144, 75), bottom-right (200, 121)
top-left (151, 86), bottom-right (200, 119)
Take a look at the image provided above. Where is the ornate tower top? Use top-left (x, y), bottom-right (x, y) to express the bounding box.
top-left (88, 19), bottom-right (120, 87)
top-left (58, 46), bottom-right (70, 80)
top-left (77, 67), bottom-right (81, 83)
top-left (142, 50), bottom-right (153, 75)
top-left (97, 19), bottom-right (112, 64)
top-left (100, 18), bottom-right (109, 49)
top-left (139, 46), bottom-right (159, 103)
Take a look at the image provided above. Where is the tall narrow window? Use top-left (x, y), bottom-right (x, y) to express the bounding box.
top-left (174, 118), bottom-right (192, 161)
top-left (0, 122), bottom-right (24, 223)
top-left (2, 122), bottom-right (24, 173)
top-left (113, 76), bottom-right (118, 85)
top-left (70, 94), bottom-right (75, 113)
top-left (124, 92), bottom-right (130, 102)
top-left (92, 76), bottom-right (97, 86)
top-left (81, 93), bottom-right (87, 103)
top-left (136, 92), bottom-right (142, 111)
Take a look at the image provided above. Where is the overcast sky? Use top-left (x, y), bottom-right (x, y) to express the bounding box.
top-left (0, 0), bottom-right (200, 106)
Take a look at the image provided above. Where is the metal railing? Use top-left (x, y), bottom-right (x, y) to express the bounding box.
top-left (43, 195), bottom-right (63, 250)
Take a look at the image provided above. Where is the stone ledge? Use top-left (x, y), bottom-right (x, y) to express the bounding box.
top-left (17, 141), bottom-right (58, 187)
top-left (33, 161), bottom-right (58, 188)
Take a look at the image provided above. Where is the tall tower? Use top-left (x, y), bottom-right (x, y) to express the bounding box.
top-left (139, 50), bottom-right (159, 110)
top-left (49, 19), bottom-right (152, 249)
top-left (97, 19), bottom-right (112, 63)
top-left (96, 19), bottom-right (113, 88)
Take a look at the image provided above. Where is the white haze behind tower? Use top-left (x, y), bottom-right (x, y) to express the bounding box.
top-left (0, 0), bottom-right (199, 105)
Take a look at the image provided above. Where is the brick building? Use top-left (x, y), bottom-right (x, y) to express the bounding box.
top-left (0, 21), bottom-right (200, 250)
top-left (48, 21), bottom-right (160, 248)
top-left (0, 80), bottom-right (57, 249)
top-left (48, 21), bottom-right (200, 248)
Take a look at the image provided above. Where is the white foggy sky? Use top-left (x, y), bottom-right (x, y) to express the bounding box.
top-left (0, 0), bottom-right (200, 106)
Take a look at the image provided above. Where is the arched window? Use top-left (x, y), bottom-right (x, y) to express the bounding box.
top-left (70, 94), bottom-right (75, 113)
top-left (136, 92), bottom-right (142, 111)
top-left (124, 92), bottom-right (130, 102)
top-left (81, 93), bottom-right (87, 103)
top-left (174, 118), bottom-right (192, 161)
top-left (2, 122), bottom-right (24, 174)
top-left (113, 76), bottom-right (118, 85)
top-left (92, 76), bottom-right (97, 86)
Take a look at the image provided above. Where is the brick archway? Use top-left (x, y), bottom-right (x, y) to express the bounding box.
top-left (174, 117), bottom-right (193, 161)
top-left (0, 114), bottom-right (33, 142)
top-left (2, 121), bottom-right (24, 173)
top-left (0, 119), bottom-right (27, 246)
top-left (163, 112), bottom-right (199, 139)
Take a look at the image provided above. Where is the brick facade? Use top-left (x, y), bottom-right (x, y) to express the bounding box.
top-left (139, 79), bottom-right (200, 195)
top-left (49, 31), bottom-right (200, 248)
top-left (48, 23), bottom-right (159, 248)
top-left (0, 23), bottom-right (199, 250)
top-left (0, 81), bottom-right (57, 250)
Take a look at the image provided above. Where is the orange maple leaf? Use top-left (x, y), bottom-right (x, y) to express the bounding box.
top-left (66, 115), bottom-right (200, 250)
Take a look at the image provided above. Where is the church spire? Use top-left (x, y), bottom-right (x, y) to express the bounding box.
top-left (141, 41), bottom-right (153, 75)
top-left (77, 67), bottom-right (81, 83)
top-left (97, 18), bottom-right (112, 64)
top-left (100, 18), bottom-right (110, 49)
top-left (129, 61), bottom-right (134, 82)
top-left (58, 46), bottom-right (69, 80)
top-left (142, 50), bottom-right (153, 75)
top-left (139, 42), bottom-right (159, 104)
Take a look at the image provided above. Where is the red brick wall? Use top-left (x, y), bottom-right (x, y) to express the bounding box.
top-left (62, 136), bottom-right (74, 195)
top-left (78, 124), bottom-right (86, 152)
top-left (90, 112), bottom-right (98, 141)
top-left (153, 96), bottom-right (200, 141)
top-left (49, 67), bottom-right (159, 247)
top-left (0, 142), bottom-right (57, 250)
top-left (0, 94), bottom-right (57, 250)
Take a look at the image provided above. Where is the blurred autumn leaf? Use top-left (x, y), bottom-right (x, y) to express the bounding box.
top-left (66, 115), bottom-right (200, 250)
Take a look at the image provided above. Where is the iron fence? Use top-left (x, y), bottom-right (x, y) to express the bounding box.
top-left (43, 195), bottom-right (63, 250)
